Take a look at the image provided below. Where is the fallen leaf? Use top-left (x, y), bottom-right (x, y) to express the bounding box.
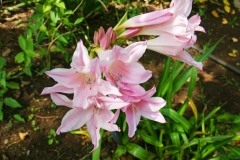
top-left (232, 49), bottom-right (238, 54)
top-left (228, 53), bottom-right (237, 57)
top-left (231, 9), bottom-right (236, 14)
top-left (232, 37), bottom-right (238, 42)
top-left (224, 5), bottom-right (231, 13)
top-left (211, 10), bottom-right (219, 18)
top-left (222, 18), bottom-right (228, 24)
top-left (19, 131), bottom-right (29, 140)
top-left (228, 49), bottom-right (238, 57)
top-left (223, 0), bottom-right (230, 6)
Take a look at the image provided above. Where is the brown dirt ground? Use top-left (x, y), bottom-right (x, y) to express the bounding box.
top-left (0, 1), bottom-right (240, 160)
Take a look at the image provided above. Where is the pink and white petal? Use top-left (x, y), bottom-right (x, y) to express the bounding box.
top-left (70, 40), bottom-right (90, 68)
top-left (50, 93), bottom-right (73, 108)
top-left (111, 60), bottom-right (152, 84)
top-left (56, 107), bottom-right (93, 134)
top-left (97, 96), bottom-right (129, 110)
top-left (110, 109), bottom-right (121, 123)
top-left (173, 50), bottom-right (203, 70)
top-left (45, 68), bottom-right (81, 88)
top-left (86, 118), bottom-right (101, 151)
top-left (117, 9), bottom-right (172, 30)
top-left (139, 14), bottom-right (188, 36)
top-left (125, 106), bottom-right (141, 137)
top-left (170, 0), bottom-right (193, 17)
top-left (95, 108), bottom-right (119, 132)
top-left (41, 83), bottom-right (73, 95)
top-left (120, 41), bottom-right (147, 63)
top-left (141, 111), bottom-right (166, 123)
top-left (119, 83), bottom-right (146, 98)
top-left (98, 79), bottom-right (122, 96)
top-left (138, 97), bottom-right (166, 112)
top-left (117, 28), bottom-right (142, 39)
top-left (147, 35), bottom-right (187, 56)
top-left (73, 85), bottom-right (96, 109)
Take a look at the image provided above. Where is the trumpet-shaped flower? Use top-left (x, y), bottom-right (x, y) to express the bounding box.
top-left (147, 34), bottom-right (203, 70)
top-left (51, 93), bottom-right (128, 151)
top-left (116, 0), bottom-right (193, 31)
top-left (118, 85), bottom-right (166, 137)
top-left (97, 41), bottom-right (152, 86)
top-left (41, 40), bottom-right (122, 109)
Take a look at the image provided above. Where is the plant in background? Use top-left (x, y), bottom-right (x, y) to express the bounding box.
top-left (0, 56), bottom-right (23, 121)
top-left (16, 0), bottom-right (110, 77)
top-left (40, 0), bottom-right (240, 159)
top-left (48, 129), bottom-right (59, 145)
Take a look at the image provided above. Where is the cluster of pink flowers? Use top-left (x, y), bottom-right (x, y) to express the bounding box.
top-left (41, 0), bottom-right (204, 151)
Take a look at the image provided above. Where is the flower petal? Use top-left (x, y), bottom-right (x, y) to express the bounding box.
top-left (70, 40), bottom-right (90, 68)
top-left (173, 50), bottom-right (203, 70)
top-left (141, 111), bottom-right (166, 123)
top-left (117, 9), bottom-right (172, 30)
top-left (45, 68), bottom-right (82, 88)
top-left (170, 0), bottom-right (193, 17)
top-left (41, 83), bottom-right (73, 95)
top-left (56, 107), bottom-right (93, 134)
top-left (110, 60), bottom-right (152, 84)
top-left (50, 93), bottom-right (73, 108)
top-left (125, 105), bottom-right (141, 137)
top-left (98, 79), bottom-right (122, 96)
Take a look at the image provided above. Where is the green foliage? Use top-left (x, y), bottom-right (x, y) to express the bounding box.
top-left (0, 56), bottom-right (22, 121)
top-left (111, 39), bottom-right (240, 159)
top-left (17, 0), bottom-right (110, 75)
top-left (48, 129), bottom-right (59, 145)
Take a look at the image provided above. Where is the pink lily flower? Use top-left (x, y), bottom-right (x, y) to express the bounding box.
top-left (118, 14), bottom-right (205, 43)
top-left (41, 40), bottom-right (122, 109)
top-left (97, 41), bottom-right (152, 86)
top-left (93, 27), bottom-right (117, 49)
top-left (119, 85), bottom-right (166, 137)
top-left (51, 93), bottom-right (128, 151)
top-left (116, 0), bottom-right (193, 31)
top-left (147, 34), bottom-right (203, 70)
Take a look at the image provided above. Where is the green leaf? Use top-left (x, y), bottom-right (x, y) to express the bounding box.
top-left (161, 108), bottom-right (191, 133)
top-left (188, 66), bottom-right (197, 97)
top-left (37, 66), bottom-right (50, 76)
top-left (172, 66), bottom-right (193, 94)
top-left (113, 145), bottom-right (126, 159)
top-left (114, 11), bottom-right (128, 30)
top-left (14, 114), bottom-right (25, 122)
top-left (23, 67), bottom-right (32, 77)
top-left (43, 1), bottom-right (52, 13)
top-left (126, 143), bottom-right (156, 160)
top-left (197, 37), bottom-right (224, 62)
top-left (0, 71), bottom-right (7, 89)
top-left (0, 56), bottom-right (5, 69)
top-left (15, 52), bottom-right (25, 63)
top-left (0, 102), bottom-right (3, 121)
top-left (155, 57), bottom-right (172, 97)
top-left (64, 10), bottom-right (73, 15)
top-left (225, 144), bottom-right (240, 158)
top-left (48, 139), bottom-right (54, 145)
top-left (50, 129), bottom-right (56, 136)
top-left (74, 17), bottom-right (84, 25)
top-left (201, 136), bottom-right (239, 159)
top-left (6, 82), bottom-right (19, 89)
top-left (136, 130), bottom-right (163, 147)
top-left (55, 2), bottom-right (66, 9)
top-left (18, 35), bottom-right (26, 51)
top-left (4, 97), bottom-right (22, 108)
top-left (170, 132), bottom-right (181, 146)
